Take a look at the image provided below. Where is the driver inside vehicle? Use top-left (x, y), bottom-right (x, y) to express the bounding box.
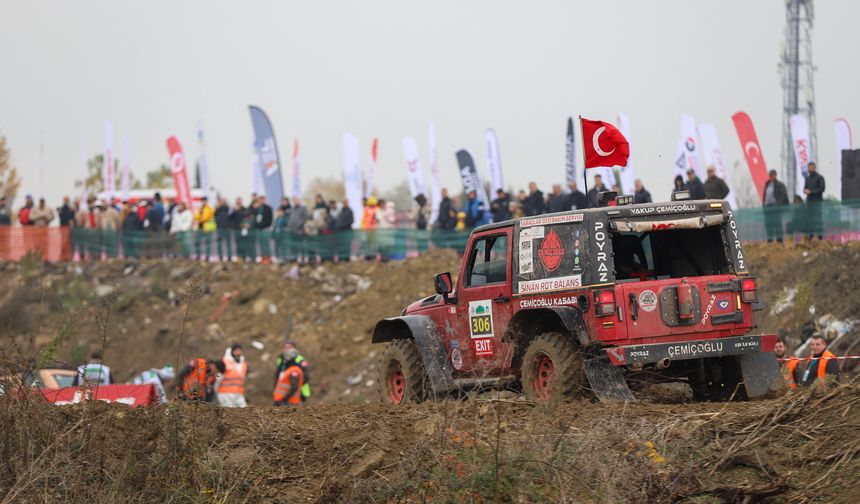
top-left (614, 235), bottom-right (650, 281)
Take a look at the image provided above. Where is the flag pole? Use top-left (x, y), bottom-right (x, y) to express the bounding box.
top-left (578, 116), bottom-right (590, 207)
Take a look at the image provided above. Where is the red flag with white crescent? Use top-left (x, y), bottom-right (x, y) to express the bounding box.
top-left (166, 136), bottom-right (193, 206)
top-left (731, 112), bottom-right (768, 200)
top-left (580, 118), bottom-right (630, 169)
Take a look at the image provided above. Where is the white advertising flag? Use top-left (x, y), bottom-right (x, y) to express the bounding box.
top-left (342, 134), bottom-right (364, 229)
top-left (252, 153), bottom-right (265, 197)
top-left (698, 123), bottom-right (738, 209)
top-left (789, 114), bottom-right (813, 197)
top-left (428, 122), bottom-right (442, 224)
top-left (834, 118), bottom-right (853, 173)
top-left (103, 120), bottom-right (114, 201)
top-left (485, 129), bottom-right (504, 196)
top-left (680, 114), bottom-right (703, 179)
top-left (364, 138), bottom-right (378, 199)
top-left (617, 113), bottom-right (636, 194)
top-left (121, 136), bottom-right (131, 202)
top-left (196, 122), bottom-right (211, 200)
top-left (401, 136), bottom-right (427, 199)
top-left (674, 138), bottom-right (687, 180)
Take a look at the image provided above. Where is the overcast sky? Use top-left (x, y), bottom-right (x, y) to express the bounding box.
top-left (1, 1), bottom-right (858, 207)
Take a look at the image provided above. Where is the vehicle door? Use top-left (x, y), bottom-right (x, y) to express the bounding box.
top-left (456, 228), bottom-right (514, 375)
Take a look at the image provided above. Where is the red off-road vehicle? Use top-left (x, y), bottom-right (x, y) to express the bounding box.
top-left (373, 193), bottom-right (784, 402)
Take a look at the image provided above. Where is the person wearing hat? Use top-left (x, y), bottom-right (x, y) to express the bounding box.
top-left (685, 169), bottom-right (706, 200)
top-left (273, 340), bottom-right (311, 403)
top-left (131, 365), bottom-right (175, 404)
top-left (216, 343), bottom-right (248, 407)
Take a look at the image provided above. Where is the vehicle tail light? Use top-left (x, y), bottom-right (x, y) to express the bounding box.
top-left (595, 289), bottom-right (616, 317)
top-left (740, 277), bottom-right (758, 303)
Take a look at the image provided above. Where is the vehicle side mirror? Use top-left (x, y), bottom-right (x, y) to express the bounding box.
top-left (434, 272), bottom-right (453, 302)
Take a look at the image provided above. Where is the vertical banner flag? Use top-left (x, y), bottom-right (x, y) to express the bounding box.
top-left (485, 129), bottom-right (504, 196)
top-left (698, 123), bottom-right (738, 209)
top-left (835, 118), bottom-right (853, 174)
top-left (428, 122), bottom-right (442, 224)
top-left (731, 111), bottom-right (769, 200)
top-left (365, 138), bottom-right (378, 199)
top-left (342, 134), bottom-right (364, 229)
top-left (196, 122), bottom-right (211, 200)
top-left (291, 138), bottom-right (302, 200)
top-left (565, 117), bottom-right (577, 189)
top-left (455, 149), bottom-right (490, 210)
top-left (121, 136), bottom-right (131, 202)
top-left (248, 106), bottom-right (285, 204)
top-left (674, 138), bottom-right (687, 179)
top-left (165, 136), bottom-right (193, 206)
top-left (402, 137), bottom-right (427, 198)
top-left (617, 113), bottom-right (636, 194)
top-left (680, 114), bottom-right (703, 178)
top-left (252, 153), bottom-right (265, 197)
top-left (789, 114), bottom-right (813, 197)
top-left (104, 120), bottom-right (114, 201)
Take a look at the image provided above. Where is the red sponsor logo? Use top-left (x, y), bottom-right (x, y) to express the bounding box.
top-left (473, 338), bottom-right (494, 356)
top-left (650, 223), bottom-right (676, 231)
top-left (537, 229), bottom-right (565, 272)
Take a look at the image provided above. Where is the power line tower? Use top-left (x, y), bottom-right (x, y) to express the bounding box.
top-left (780, 0), bottom-right (817, 197)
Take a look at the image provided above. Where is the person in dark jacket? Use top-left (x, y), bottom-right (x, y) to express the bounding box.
top-left (565, 181), bottom-right (587, 210)
top-left (0, 196), bottom-right (11, 226)
top-left (685, 170), bottom-right (706, 199)
top-left (213, 197), bottom-right (232, 260)
top-left (523, 182), bottom-right (545, 216)
top-left (335, 198), bottom-right (354, 231)
top-left (121, 203), bottom-right (142, 257)
top-left (546, 184), bottom-right (568, 213)
top-left (633, 179), bottom-right (652, 204)
top-left (464, 191), bottom-right (487, 228)
top-left (58, 196), bottom-right (76, 226)
top-left (254, 196), bottom-right (274, 262)
top-left (762, 170), bottom-right (790, 243)
top-left (703, 166), bottom-right (730, 200)
top-left (672, 175), bottom-right (685, 195)
top-left (793, 335), bottom-right (840, 388)
top-left (491, 189), bottom-right (512, 222)
top-left (803, 162), bottom-right (825, 240)
top-left (586, 175), bottom-right (608, 208)
top-left (435, 189), bottom-right (457, 230)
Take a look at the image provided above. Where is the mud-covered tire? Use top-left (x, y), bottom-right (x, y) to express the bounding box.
top-left (378, 339), bottom-right (430, 404)
top-left (520, 332), bottom-right (587, 401)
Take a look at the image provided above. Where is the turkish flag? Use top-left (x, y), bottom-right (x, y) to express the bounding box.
top-left (581, 118), bottom-right (630, 169)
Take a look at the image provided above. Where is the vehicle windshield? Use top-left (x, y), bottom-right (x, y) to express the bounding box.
top-left (612, 226), bottom-right (730, 281)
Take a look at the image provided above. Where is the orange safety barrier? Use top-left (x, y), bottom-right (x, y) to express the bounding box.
top-left (0, 226), bottom-right (72, 262)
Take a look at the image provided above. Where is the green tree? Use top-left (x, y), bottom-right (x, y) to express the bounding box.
top-left (0, 133), bottom-right (22, 201)
top-left (75, 154), bottom-right (144, 198)
top-left (145, 164), bottom-right (173, 189)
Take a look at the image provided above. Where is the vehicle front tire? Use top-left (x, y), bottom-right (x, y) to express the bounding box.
top-left (378, 338), bottom-right (430, 404)
top-left (520, 332), bottom-right (587, 401)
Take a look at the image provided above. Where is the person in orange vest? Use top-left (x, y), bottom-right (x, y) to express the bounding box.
top-left (273, 346), bottom-right (304, 406)
top-left (794, 335), bottom-right (840, 389)
top-left (174, 358), bottom-right (225, 402)
top-left (774, 335), bottom-right (800, 390)
top-left (217, 344), bottom-right (248, 408)
top-left (361, 196), bottom-right (379, 230)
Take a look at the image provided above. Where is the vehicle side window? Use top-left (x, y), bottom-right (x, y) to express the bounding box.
top-left (466, 235), bottom-right (508, 287)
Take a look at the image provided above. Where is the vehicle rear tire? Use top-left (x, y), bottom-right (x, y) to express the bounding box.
top-left (689, 356), bottom-right (748, 401)
top-left (520, 332), bottom-right (587, 401)
top-left (378, 338), bottom-right (430, 404)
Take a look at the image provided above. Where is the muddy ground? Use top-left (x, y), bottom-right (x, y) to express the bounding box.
top-left (1, 241), bottom-right (860, 502)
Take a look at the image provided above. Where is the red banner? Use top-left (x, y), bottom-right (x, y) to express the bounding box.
top-left (38, 384), bottom-right (157, 407)
top-left (731, 112), bottom-right (769, 200)
top-left (166, 136), bottom-right (193, 206)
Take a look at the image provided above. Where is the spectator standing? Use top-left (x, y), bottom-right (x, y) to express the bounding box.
top-left (633, 179), bottom-right (653, 204)
top-left (412, 194), bottom-right (431, 230)
top-left (30, 198), bottom-right (55, 226)
top-left (491, 189), bottom-right (512, 222)
top-left (0, 196), bottom-right (11, 225)
top-left (508, 201), bottom-right (524, 220)
top-left (546, 184), bottom-right (567, 213)
top-left (121, 202), bottom-right (141, 258)
top-left (436, 189), bottom-right (456, 230)
top-left (17, 195), bottom-right (34, 225)
top-left (803, 161), bottom-right (825, 240)
top-left (195, 196), bottom-right (217, 261)
top-left (97, 200), bottom-right (120, 257)
top-left (151, 193), bottom-right (166, 231)
top-left (73, 351), bottom-right (113, 385)
top-left (565, 181), bottom-right (587, 211)
top-left (586, 175), bottom-right (608, 208)
top-left (288, 196), bottom-right (309, 260)
top-left (703, 166), bottom-right (730, 200)
top-left (334, 198), bottom-right (354, 260)
top-left (170, 202), bottom-right (194, 257)
top-left (273, 206), bottom-right (290, 260)
top-left (313, 194), bottom-right (328, 213)
top-left (762, 170), bottom-right (790, 243)
top-left (217, 344), bottom-right (248, 408)
top-left (794, 335), bottom-right (840, 388)
top-left (464, 190), bottom-right (488, 228)
top-left (361, 196), bottom-right (379, 230)
top-left (685, 170), bottom-right (706, 199)
top-left (254, 196), bottom-right (274, 262)
top-left (523, 182), bottom-right (545, 216)
top-left (335, 198), bottom-right (354, 231)
top-left (214, 197), bottom-right (233, 261)
top-left (58, 196), bottom-right (75, 226)
top-left (672, 175), bottom-right (685, 195)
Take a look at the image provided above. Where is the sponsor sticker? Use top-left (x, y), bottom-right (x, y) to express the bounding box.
top-left (468, 300), bottom-right (494, 339)
top-left (718, 299), bottom-right (730, 311)
top-left (538, 229), bottom-right (565, 272)
top-left (521, 213), bottom-right (583, 228)
top-left (519, 274), bottom-right (582, 294)
top-left (702, 294), bottom-right (716, 324)
top-left (473, 338), bottom-right (494, 356)
top-left (520, 226), bottom-right (545, 241)
top-left (451, 348), bottom-right (463, 370)
top-left (519, 295), bottom-right (578, 309)
top-left (638, 290), bottom-right (658, 312)
top-left (628, 204), bottom-right (697, 215)
top-left (519, 240), bottom-right (534, 274)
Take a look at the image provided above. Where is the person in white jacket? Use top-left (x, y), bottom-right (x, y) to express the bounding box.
top-left (131, 365), bottom-right (174, 404)
top-left (169, 202), bottom-right (194, 257)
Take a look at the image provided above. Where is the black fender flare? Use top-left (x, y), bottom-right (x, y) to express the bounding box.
top-left (372, 315), bottom-right (455, 395)
top-left (503, 306), bottom-right (590, 347)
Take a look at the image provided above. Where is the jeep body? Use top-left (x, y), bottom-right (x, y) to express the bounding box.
top-left (373, 198), bottom-right (783, 402)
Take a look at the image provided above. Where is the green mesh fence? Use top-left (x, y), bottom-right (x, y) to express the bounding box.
top-left (69, 202), bottom-right (860, 260)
